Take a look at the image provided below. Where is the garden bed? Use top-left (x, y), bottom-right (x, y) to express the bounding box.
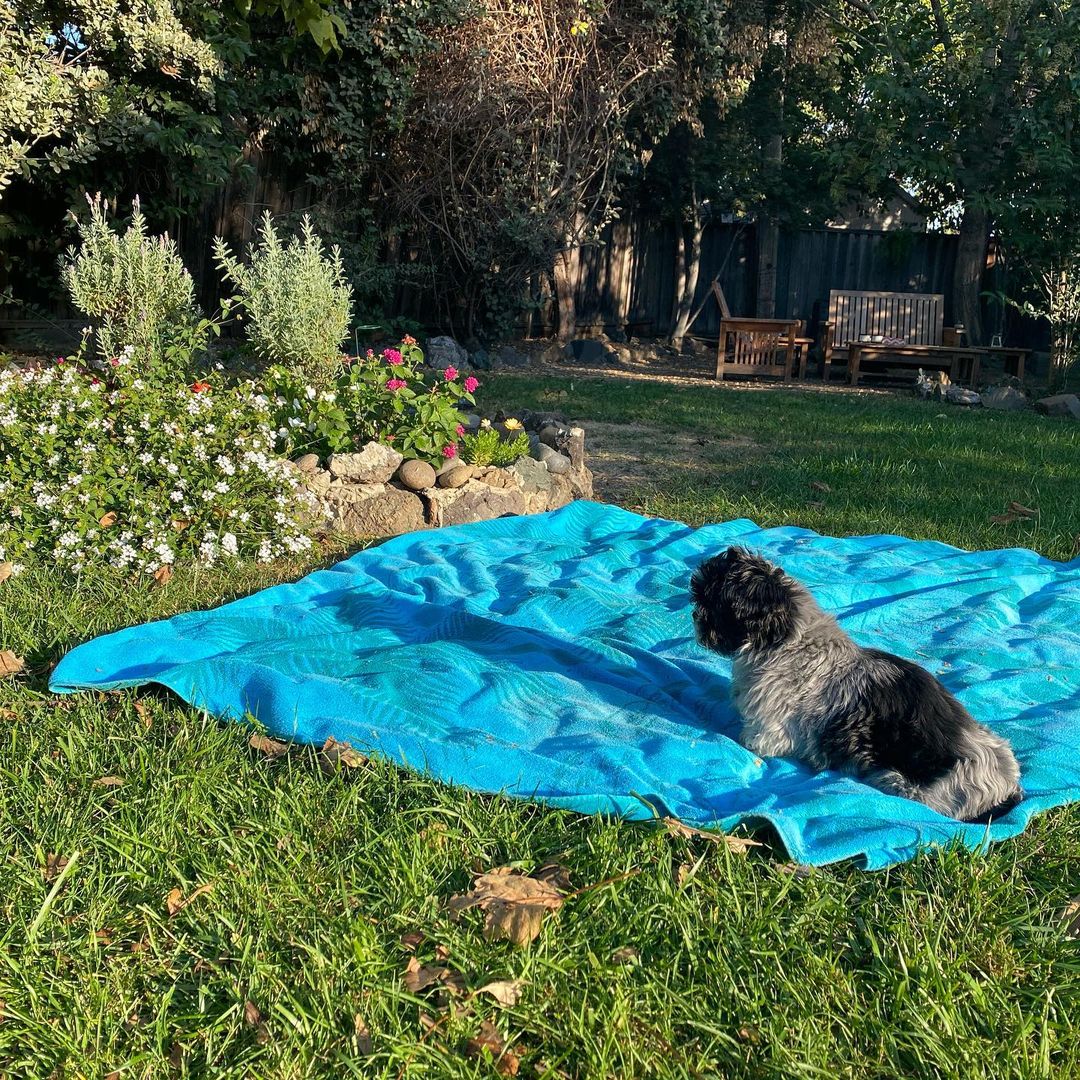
top-left (296, 412), bottom-right (593, 538)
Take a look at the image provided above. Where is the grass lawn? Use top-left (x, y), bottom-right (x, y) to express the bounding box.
top-left (2, 375), bottom-right (1079, 1079)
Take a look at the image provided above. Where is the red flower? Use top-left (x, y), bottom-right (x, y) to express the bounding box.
top-left (386, 378), bottom-right (407, 392)
top-left (190, 381), bottom-right (211, 393)
top-left (443, 366), bottom-right (458, 382)
top-left (56, 356), bottom-right (65, 365)
top-left (442, 443), bottom-right (458, 459)
top-left (464, 376), bottom-right (479, 394)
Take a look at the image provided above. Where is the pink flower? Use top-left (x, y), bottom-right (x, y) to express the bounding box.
top-left (464, 376), bottom-right (479, 394)
top-left (383, 348), bottom-right (402, 364)
top-left (366, 349), bottom-right (375, 358)
top-left (443, 366), bottom-right (458, 382)
top-left (56, 356), bottom-right (65, 365)
top-left (442, 443), bottom-right (458, 459)
top-left (402, 334), bottom-right (418, 346)
top-left (386, 378), bottom-right (407, 392)
top-left (109, 357), bottom-right (120, 367)
top-left (455, 424), bottom-right (465, 436)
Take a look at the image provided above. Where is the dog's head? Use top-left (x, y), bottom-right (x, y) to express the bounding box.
top-left (690, 547), bottom-right (796, 655)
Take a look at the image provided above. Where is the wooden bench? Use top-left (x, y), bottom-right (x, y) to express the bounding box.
top-left (820, 289), bottom-right (980, 385)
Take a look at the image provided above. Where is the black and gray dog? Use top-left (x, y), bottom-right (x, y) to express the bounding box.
top-left (690, 547), bottom-right (1022, 823)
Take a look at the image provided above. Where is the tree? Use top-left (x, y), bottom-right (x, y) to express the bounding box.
top-left (834, 0), bottom-right (1080, 345)
top-left (376, 0), bottom-right (746, 341)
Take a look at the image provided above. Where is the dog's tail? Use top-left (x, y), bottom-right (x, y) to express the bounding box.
top-left (954, 725), bottom-right (1022, 824)
top-left (962, 786), bottom-right (1023, 825)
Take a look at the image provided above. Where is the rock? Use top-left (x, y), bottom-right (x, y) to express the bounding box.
top-left (511, 456), bottom-right (552, 495)
top-left (293, 453), bottom-right (320, 473)
top-left (536, 341), bottom-right (565, 366)
top-left (437, 464), bottom-right (476, 489)
top-left (982, 385), bottom-right (1028, 412)
top-left (606, 326), bottom-right (628, 343)
top-left (426, 335), bottom-right (469, 370)
top-left (538, 424), bottom-right (564, 448)
top-left (565, 427), bottom-right (586, 470)
top-left (303, 468), bottom-right (334, 496)
top-left (539, 444), bottom-right (571, 474)
top-left (546, 473), bottom-right (575, 510)
top-left (463, 413), bottom-right (482, 432)
top-left (470, 349), bottom-right (492, 371)
top-left (564, 338), bottom-right (615, 365)
top-left (326, 484), bottom-right (426, 537)
top-left (1035, 393), bottom-right (1080, 419)
top-left (493, 345), bottom-right (530, 369)
top-left (945, 384), bottom-right (981, 406)
top-left (522, 410), bottom-right (568, 432)
top-left (397, 459), bottom-right (437, 491)
top-left (473, 467), bottom-right (521, 490)
top-left (527, 434), bottom-right (542, 459)
top-left (426, 482), bottom-right (527, 526)
top-left (328, 441), bottom-right (403, 484)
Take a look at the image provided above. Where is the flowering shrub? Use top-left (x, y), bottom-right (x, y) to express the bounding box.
top-left (0, 360), bottom-right (316, 575)
top-left (214, 212), bottom-right (353, 385)
top-left (266, 337), bottom-right (477, 464)
top-left (60, 195), bottom-right (209, 376)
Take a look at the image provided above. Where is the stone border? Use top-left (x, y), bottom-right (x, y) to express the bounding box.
top-left (292, 415), bottom-right (593, 538)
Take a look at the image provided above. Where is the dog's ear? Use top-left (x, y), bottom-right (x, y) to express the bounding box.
top-left (733, 568), bottom-right (795, 650)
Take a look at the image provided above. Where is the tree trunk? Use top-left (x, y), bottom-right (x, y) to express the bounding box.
top-left (953, 199), bottom-right (990, 345)
top-left (670, 198), bottom-right (704, 351)
top-left (755, 131), bottom-right (783, 318)
top-left (553, 247), bottom-right (577, 343)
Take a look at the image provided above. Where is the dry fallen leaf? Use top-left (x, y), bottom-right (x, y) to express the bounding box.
top-left (42, 853), bottom-right (69, 882)
top-left (249, 733), bottom-right (289, 760)
top-left (778, 863), bottom-right (814, 879)
top-left (1008, 501), bottom-right (1039, 518)
top-left (466, 1020), bottom-right (519, 1076)
top-left (171, 518), bottom-right (190, 532)
top-left (1061, 896), bottom-right (1080, 939)
top-left (353, 1014), bottom-right (372, 1055)
top-left (662, 818), bottom-right (762, 853)
top-left (806, 500), bottom-right (826, 511)
top-left (0, 562), bottom-right (13, 585)
top-left (809, 480), bottom-right (832, 493)
top-left (610, 946), bottom-right (640, 966)
top-left (400, 931), bottom-right (425, 953)
top-left (403, 956), bottom-right (466, 995)
top-left (448, 865), bottom-right (570, 946)
top-left (94, 929), bottom-right (113, 945)
top-left (98, 511), bottom-right (118, 528)
top-left (244, 1000), bottom-right (262, 1027)
top-left (317, 736), bottom-right (368, 775)
top-left (0, 707), bottom-right (15, 721)
top-left (674, 862), bottom-right (692, 887)
top-left (93, 775), bottom-right (124, 788)
top-left (133, 700), bottom-right (152, 730)
top-left (152, 564), bottom-right (173, 587)
top-left (0, 651), bottom-right (25, 678)
top-left (475, 980), bottom-right (523, 1008)
top-left (165, 882), bottom-right (214, 917)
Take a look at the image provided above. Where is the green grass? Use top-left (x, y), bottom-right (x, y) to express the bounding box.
top-left (2, 377), bottom-right (1079, 1078)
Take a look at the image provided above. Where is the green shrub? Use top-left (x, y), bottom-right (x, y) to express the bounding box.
top-left (214, 213), bottom-right (353, 384)
top-left (0, 360), bottom-right (316, 576)
top-left (462, 425), bottom-right (530, 466)
top-left (60, 195), bottom-right (209, 377)
top-left (266, 337), bottom-right (477, 464)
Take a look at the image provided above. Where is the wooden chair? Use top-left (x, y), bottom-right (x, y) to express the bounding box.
top-left (712, 283), bottom-right (810, 381)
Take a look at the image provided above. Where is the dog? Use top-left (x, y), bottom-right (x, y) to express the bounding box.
top-left (690, 547), bottom-right (1022, 823)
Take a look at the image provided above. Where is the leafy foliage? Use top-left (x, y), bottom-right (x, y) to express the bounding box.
top-left (462, 427), bottom-right (530, 467)
top-left (60, 196), bottom-right (210, 374)
top-left (264, 338), bottom-right (476, 463)
top-left (0, 360), bottom-right (315, 575)
top-left (214, 213), bottom-right (353, 384)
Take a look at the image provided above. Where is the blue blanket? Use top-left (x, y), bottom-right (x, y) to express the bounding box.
top-left (50, 501), bottom-right (1080, 869)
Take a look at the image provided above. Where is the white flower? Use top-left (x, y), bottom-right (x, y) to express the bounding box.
top-left (221, 532), bottom-right (238, 556)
